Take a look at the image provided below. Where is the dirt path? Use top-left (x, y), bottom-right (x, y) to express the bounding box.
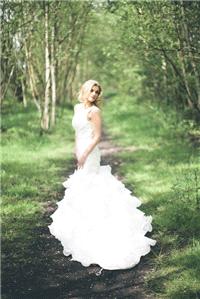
top-left (4, 129), bottom-right (157, 299)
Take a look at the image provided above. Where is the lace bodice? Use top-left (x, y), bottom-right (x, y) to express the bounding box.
top-left (72, 103), bottom-right (101, 173)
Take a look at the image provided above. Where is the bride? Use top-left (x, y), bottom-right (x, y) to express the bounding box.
top-left (48, 79), bottom-right (156, 272)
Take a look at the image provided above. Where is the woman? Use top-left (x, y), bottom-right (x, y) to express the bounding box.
top-left (48, 79), bottom-right (156, 272)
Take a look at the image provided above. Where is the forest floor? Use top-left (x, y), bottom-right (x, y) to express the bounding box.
top-left (2, 127), bottom-right (154, 299)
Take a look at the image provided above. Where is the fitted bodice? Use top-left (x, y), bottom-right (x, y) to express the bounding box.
top-left (72, 104), bottom-right (94, 141)
top-left (72, 103), bottom-right (101, 173)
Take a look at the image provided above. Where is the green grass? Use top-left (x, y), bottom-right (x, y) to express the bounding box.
top-left (1, 101), bottom-right (75, 297)
top-left (103, 95), bottom-right (200, 299)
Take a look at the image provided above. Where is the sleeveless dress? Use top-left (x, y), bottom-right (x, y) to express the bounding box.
top-left (48, 103), bottom-right (156, 270)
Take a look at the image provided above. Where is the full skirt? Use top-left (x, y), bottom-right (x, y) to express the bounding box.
top-left (48, 165), bottom-right (156, 270)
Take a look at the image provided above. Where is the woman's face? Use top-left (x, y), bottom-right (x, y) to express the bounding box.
top-left (86, 85), bottom-right (100, 103)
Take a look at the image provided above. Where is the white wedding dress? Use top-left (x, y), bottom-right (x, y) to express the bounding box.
top-left (48, 103), bottom-right (156, 270)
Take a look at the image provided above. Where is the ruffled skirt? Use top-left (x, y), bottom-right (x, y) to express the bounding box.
top-left (48, 165), bottom-right (156, 270)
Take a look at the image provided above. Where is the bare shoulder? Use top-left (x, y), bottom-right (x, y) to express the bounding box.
top-left (90, 106), bottom-right (101, 115)
top-left (88, 106), bottom-right (101, 121)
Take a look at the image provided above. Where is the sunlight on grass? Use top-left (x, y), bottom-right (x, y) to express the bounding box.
top-left (1, 102), bottom-right (75, 241)
top-left (103, 94), bottom-right (200, 299)
top-left (146, 241), bottom-right (200, 299)
top-left (2, 200), bottom-right (41, 217)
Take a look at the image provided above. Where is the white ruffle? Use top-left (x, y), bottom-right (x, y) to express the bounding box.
top-left (48, 165), bottom-right (156, 270)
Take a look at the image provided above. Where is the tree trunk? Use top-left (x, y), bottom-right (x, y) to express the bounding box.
top-left (178, 50), bottom-right (193, 108)
top-left (161, 48), bottom-right (193, 108)
top-left (24, 40), bottom-right (41, 114)
top-left (41, 2), bottom-right (51, 131)
top-left (1, 65), bottom-right (15, 104)
top-left (21, 3), bottom-right (41, 114)
top-left (180, 1), bottom-right (200, 110)
top-left (50, 22), bottom-right (56, 127)
top-left (171, 8), bottom-right (193, 109)
top-left (161, 56), bottom-right (169, 104)
top-left (21, 77), bottom-right (27, 108)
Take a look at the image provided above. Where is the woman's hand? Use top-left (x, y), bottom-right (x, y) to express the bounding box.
top-left (77, 153), bottom-right (87, 169)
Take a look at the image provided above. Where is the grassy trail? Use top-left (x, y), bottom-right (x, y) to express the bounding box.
top-left (103, 95), bottom-right (200, 299)
top-left (2, 103), bottom-right (155, 299)
top-left (1, 96), bottom-right (200, 298)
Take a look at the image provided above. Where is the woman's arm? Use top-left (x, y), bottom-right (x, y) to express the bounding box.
top-left (73, 104), bottom-right (79, 160)
top-left (74, 136), bottom-right (78, 160)
top-left (77, 107), bottom-right (101, 169)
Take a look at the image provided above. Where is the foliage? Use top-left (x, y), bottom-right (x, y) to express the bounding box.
top-left (2, 0), bottom-right (200, 127)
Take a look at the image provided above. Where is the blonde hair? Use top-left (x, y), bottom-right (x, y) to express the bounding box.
top-left (78, 80), bottom-right (102, 108)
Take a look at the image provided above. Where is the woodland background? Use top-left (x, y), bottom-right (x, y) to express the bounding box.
top-left (1, 1), bottom-right (200, 298)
